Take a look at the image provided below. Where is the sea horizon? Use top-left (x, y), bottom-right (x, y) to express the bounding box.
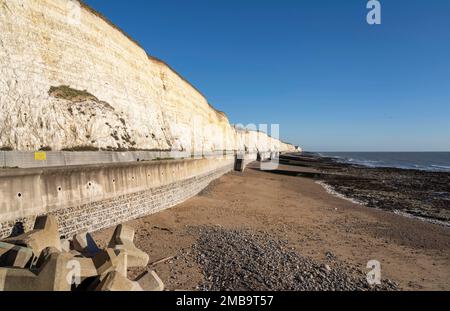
top-left (314, 151), bottom-right (450, 172)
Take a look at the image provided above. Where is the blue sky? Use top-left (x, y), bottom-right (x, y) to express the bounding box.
top-left (84, 0), bottom-right (450, 151)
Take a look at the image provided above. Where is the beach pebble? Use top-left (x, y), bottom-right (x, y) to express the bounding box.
top-left (190, 226), bottom-right (399, 291)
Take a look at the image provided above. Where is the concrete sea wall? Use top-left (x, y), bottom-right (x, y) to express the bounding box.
top-left (0, 156), bottom-right (254, 238)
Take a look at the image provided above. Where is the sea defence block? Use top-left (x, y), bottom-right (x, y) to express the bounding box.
top-left (0, 242), bottom-right (14, 257)
top-left (60, 239), bottom-right (71, 253)
top-left (72, 257), bottom-right (99, 279)
top-left (93, 249), bottom-right (128, 277)
top-left (4, 216), bottom-right (61, 256)
top-left (95, 271), bottom-right (143, 292)
top-left (0, 252), bottom-right (73, 291)
top-left (0, 242), bottom-right (33, 268)
top-left (0, 222), bottom-right (161, 291)
top-left (72, 232), bottom-right (101, 257)
top-left (108, 225), bottom-right (149, 268)
top-left (135, 270), bottom-right (165, 291)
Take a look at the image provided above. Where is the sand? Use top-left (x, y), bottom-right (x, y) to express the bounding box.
top-left (93, 161), bottom-right (450, 291)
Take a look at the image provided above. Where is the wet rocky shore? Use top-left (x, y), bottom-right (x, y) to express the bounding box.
top-left (280, 153), bottom-right (450, 226)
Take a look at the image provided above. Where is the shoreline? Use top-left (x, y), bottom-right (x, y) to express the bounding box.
top-left (315, 180), bottom-right (450, 228)
top-left (314, 152), bottom-right (450, 173)
top-left (281, 153), bottom-right (450, 226)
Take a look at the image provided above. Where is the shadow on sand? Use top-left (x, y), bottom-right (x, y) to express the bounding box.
top-left (249, 167), bottom-right (325, 180)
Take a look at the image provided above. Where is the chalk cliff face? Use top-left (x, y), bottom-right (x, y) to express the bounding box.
top-left (0, 0), bottom-right (296, 153)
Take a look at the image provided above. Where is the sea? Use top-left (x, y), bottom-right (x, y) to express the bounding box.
top-left (317, 152), bottom-right (450, 173)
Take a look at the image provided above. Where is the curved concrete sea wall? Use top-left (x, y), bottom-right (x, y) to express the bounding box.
top-left (0, 0), bottom-right (297, 238)
top-left (0, 156), bottom-right (240, 238)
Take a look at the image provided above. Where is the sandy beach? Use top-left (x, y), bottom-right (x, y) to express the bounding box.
top-left (93, 157), bottom-right (450, 291)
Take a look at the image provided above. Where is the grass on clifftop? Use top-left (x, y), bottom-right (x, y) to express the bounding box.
top-left (49, 85), bottom-right (98, 102)
top-left (61, 145), bottom-right (100, 152)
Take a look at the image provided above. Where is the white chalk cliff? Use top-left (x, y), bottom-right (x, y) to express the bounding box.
top-left (0, 0), bottom-right (297, 153)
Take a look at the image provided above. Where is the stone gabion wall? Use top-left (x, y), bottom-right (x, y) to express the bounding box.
top-left (0, 163), bottom-right (233, 239)
top-left (0, 217), bottom-right (32, 240)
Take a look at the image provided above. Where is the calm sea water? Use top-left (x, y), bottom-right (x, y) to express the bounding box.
top-left (318, 152), bottom-right (450, 172)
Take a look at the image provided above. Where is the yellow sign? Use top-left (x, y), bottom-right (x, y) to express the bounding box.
top-left (34, 151), bottom-right (47, 161)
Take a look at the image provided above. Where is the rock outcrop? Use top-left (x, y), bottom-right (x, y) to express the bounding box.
top-left (0, 0), bottom-right (297, 153)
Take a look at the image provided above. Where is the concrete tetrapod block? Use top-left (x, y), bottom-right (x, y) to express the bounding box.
top-left (0, 242), bottom-right (13, 257)
top-left (4, 215), bottom-right (62, 256)
top-left (60, 239), bottom-right (71, 253)
top-left (0, 252), bottom-right (73, 291)
top-left (72, 232), bottom-right (101, 257)
top-left (73, 257), bottom-right (99, 279)
top-left (0, 242), bottom-right (33, 268)
top-left (134, 270), bottom-right (164, 291)
top-left (0, 268), bottom-right (39, 291)
top-left (95, 271), bottom-right (142, 291)
top-left (109, 224), bottom-right (135, 245)
top-left (36, 247), bottom-right (98, 280)
top-left (34, 247), bottom-right (60, 268)
top-left (93, 249), bottom-right (127, 277)
top-left (108, 225), bottom-right (149, 268)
